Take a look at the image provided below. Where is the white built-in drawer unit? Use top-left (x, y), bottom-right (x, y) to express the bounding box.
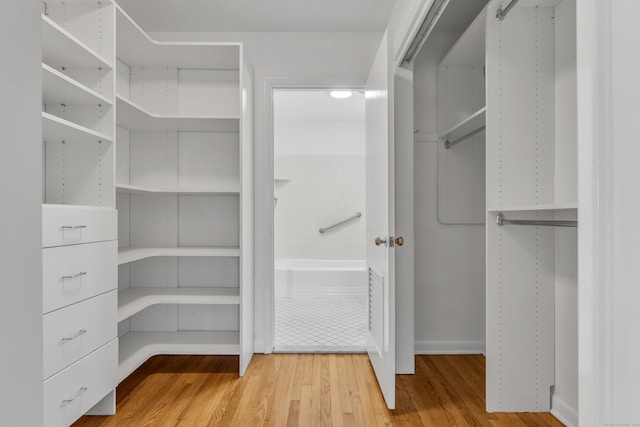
top-left (43, 291), bottom-right (117, 380)
top-left (43, 240), bottom-right (117, 313)
top-left (43, 339), bottom-right (117, 427)
top-left (43, 205), bottom-right (117, 248)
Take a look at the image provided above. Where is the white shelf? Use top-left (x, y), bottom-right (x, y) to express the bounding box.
top-left (489, 203), bottom-right (578, 212)
top-left (440, 7), bottom-right (487, 67)
top-left (118, 287), bottom-right (239, 322)
top-left (42, 112), bottom-right (113, 143)
top-left (115, 6), bottom-right (239, 69)
top-left (438, 107), bottom-right (486, 143)
top-left (118, 331), bottom-right (240, 382)
top-left (118, 246), bottom-right (240, 264)
top-left (116, 96), bottom-right (239, 132)
top-left (42, 14), bottom-right (112, 70)
top-left (116, 183), bottom-right (240, 195)
top-left (42, 64), bottom-right (112, 106)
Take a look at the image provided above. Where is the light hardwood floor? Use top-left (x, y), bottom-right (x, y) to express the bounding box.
top-left (74, 354), bottom-right (564, 426)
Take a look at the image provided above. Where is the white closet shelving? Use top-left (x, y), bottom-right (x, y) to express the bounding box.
top-left (116, 183), bottom-right (240, 195)
top-left (116, 95), bottom-right (239, 132)
top-left (485, 0), bottom-right (578, 414)
top-left (42, 112), bottom-right (113, 143)
top-left (41, 0), bottom-right (118, 425)
top-left (42, 14), bottom-right (113, 70)
top-left (118, 247), bottom-right (240, 264)
top-left (114, 3), bottom-right (254, 381)
top-left (118, 331), bottom-right (240, 381)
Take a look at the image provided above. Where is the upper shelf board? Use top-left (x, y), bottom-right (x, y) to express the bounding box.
top-left (42, 64), bottom-right (113, 106)
top-left (42, 15), bottom-right (113, 70)
top-left (115, 6), bottom-right (240, 69)
top-left (488, 203), bottom-right (578, 212)
top-left (118, 246), bottom-right (240, 265)
top-left (439, 6), bottom-right (487, 67)
top-left (42, 112), bottom-right (113, 144)
top-left (116, 183), bottom-right (240, 195)
top-left (438, 107), bottom-right (486, 143)
top-left (512, 0), bottom-right (563, 8)
top-left (116, 96), bottom-right (239, 132)
top-left (118, 287), bottom-right (240, 322)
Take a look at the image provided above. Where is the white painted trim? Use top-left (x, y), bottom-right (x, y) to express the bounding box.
top-left (394, 0), bottom-right (433, 67)
top-left (576, 1), bottom-right (609, 425)
top-left (415, 340), bottom-right (485, 355)
top-left (551, 395), bottom-right (578, 427)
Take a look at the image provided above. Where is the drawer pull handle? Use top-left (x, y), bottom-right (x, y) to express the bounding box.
top-left (61, 272), bottom-right (87, 280)
top-left (61, 329), bottom-right (87, 342)
top-left (61, 387), bottom-right (88, 407)
top-left (61, 225), bottom-right (87, 230)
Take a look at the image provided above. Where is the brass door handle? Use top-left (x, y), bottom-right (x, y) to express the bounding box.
top-left (375, 236), bottom-right (404, 247)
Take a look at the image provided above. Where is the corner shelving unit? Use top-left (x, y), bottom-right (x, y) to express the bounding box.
top-left (114, 3), bottom-right (254, 381)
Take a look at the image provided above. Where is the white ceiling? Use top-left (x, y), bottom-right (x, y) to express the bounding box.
top-left (274, 90), bottom-right (365, 123)
top-left (116, 0), bottom-right (396, 32)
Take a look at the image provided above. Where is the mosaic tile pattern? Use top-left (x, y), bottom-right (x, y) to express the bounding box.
top-left (274, 297), bottom-right (367, 352)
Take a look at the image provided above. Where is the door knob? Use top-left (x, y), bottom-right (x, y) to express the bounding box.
top-left (375, 237), bottom-right (387, 247)
top-left (394, 236), bottom-right (405, 247)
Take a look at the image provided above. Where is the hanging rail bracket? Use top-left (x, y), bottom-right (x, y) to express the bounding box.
top-left (496, 0), bottom-right (521, 21)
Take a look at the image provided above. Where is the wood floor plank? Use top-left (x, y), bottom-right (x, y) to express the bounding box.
top-left (74, 354), bottom-right (567, 427)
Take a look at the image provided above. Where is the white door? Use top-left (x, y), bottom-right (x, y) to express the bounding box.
top-left (365, 31), bottom-right (397, 410)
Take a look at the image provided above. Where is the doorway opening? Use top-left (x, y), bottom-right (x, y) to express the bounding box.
top-left (272, 89), bottom-right (367, 353)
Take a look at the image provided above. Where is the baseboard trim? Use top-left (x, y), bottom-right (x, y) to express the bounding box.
top-left (551, 395), bottom-right (578, 427)
top-left (415, 340), bottom-right (485, 355)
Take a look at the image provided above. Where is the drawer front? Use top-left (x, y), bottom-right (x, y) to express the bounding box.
top-left (44, 339), bottom-right (117, 427)
top-left (43, 204), bottom-right (117, 248)
top-left (43, 291), bottom-right (117, 380)
top-left (43, 240), bottom-right (117, 313)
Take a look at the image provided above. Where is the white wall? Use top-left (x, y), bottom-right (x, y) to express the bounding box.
top-left (274, 154), bottom-right (365, 260)
top-left (0, 2), bottom-right (43, 425)
top-left (274, 92), bottom-right (366, 260)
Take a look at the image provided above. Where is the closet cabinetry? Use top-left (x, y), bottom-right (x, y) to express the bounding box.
top-left (485, 0), bottom-right (577, 412)
top-left (113, 5), bottom-right (254, 383)
top-left (41, 0), bottom-right (118, 426)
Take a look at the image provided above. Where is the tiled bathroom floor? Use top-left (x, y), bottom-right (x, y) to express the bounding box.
top-left (274, 297), bottom-right (367, 352)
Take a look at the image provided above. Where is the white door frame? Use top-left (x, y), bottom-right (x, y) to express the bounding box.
top-left (255, 76), bottom-right (366, 353)
top-left (577, 0), bottom-right (640, 425)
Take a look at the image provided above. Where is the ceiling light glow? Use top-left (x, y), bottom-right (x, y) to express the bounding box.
top-left (330, 90), bottom-right (353, 99)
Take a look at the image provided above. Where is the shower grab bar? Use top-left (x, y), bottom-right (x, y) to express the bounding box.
top-left (319, 212), bottom-right (362, 234)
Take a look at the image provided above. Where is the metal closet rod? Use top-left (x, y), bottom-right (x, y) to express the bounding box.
top-left (445, 126), bottom-right (486, 149)
top-left (496, 0), bottom-right (521, 21)
top-left (496, 213), bottom-right (578, 228)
